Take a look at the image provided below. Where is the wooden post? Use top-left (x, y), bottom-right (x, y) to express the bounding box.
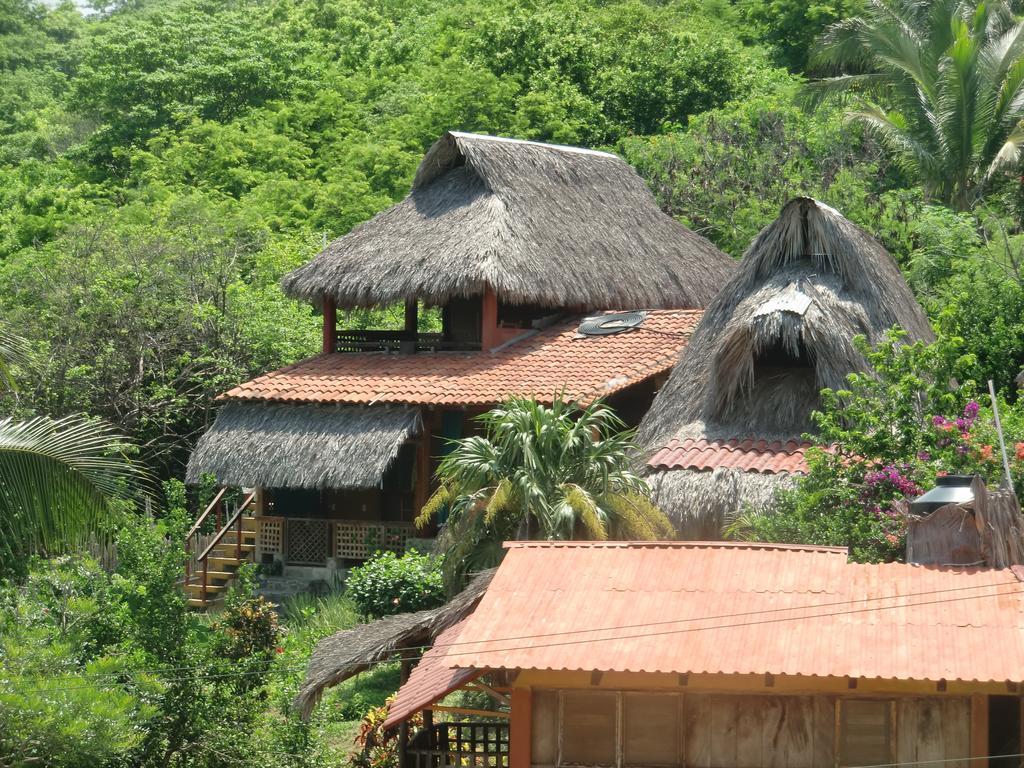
top-left (510, 688), bottom-right (531, 768)
top-left (413, 413), bottom-right (432, 523)
top-left (404, 299), bottom-right (418, 339)
top-left (322, 295), bottom-right (337, 354)
top-left (482, 286), bottom-right (499, 351)
top-left (971, 693), bottom-right (989, 768)
top-left (398, 654), bottom-right (415, 768)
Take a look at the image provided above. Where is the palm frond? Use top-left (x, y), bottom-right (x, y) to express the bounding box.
top-left (0, 415), bottom-right (147, 572)
top-left (0, 325), bottom-right (32, 392)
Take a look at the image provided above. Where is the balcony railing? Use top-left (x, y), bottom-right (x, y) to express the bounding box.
top-left (256, 516), bottom-right (418, 564)
top-left (408, 722), bottom-right (509, 768)
top-left (334, 330), bottom-right (480, 353)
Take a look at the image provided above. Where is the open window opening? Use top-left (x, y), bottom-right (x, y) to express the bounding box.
top-left (989, 695), bottom-right (1021, 767)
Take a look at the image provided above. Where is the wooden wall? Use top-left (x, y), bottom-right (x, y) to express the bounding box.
top-left (530, 689), bottom-right (972, 768)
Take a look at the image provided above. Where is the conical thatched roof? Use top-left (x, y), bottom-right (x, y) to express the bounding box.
top-left (638, 197), bottom-right (934, 535)
top-left (281, 132), bottom-right (734, 310)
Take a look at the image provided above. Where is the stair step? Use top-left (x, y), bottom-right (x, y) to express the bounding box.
top-left (185, 582), bottom-right (228, 594)
top-left (187, 570), bottom-right (235, 581)
top-left (206, 556), bottom-right (244, 568)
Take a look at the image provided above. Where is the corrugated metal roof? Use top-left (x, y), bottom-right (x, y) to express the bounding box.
top-left (447, 542), bottom-right (1024, 683)
top-left (648, 438), bottom-right (813, 474)
top-left (383, 619), bottom-right (481, 730)
top-left (221, 311), bottom-right (699, 407)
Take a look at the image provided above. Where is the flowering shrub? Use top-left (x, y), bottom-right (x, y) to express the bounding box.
top-left (738, 331), bottom-right (1024, 562)
top-left (345, 551), bottom-right (445, 618)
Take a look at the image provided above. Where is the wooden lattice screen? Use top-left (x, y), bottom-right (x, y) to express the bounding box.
top-left (408, 722), bottom-right (509, 768)
top-left (334, 521), bottom-right (415, 560)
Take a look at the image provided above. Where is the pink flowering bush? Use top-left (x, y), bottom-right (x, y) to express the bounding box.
top-left (739, 331), bottom-right (1024, 562)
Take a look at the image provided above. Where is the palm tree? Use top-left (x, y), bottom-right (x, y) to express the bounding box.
top-left (418, 397), bottom-right (674, 590)
top-left (0, 326), bottom-right (145, 574)
top-left (810, 0), bottom-right (1024, 210)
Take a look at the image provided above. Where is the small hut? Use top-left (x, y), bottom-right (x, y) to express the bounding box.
top-left (639, 197), bottom-right (934, 537)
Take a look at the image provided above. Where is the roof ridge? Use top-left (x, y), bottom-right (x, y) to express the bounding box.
top-left (449, 131), bottom-right (618, 159)
top-left (503, 540), bottom-right (848, 554)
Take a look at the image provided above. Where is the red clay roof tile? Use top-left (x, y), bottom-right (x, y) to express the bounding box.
top-left (648, 438), bottom-right (814, 475)
top-left (223, 310), bottom-right (700, 407)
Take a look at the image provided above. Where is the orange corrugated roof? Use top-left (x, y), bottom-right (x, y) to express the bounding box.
top-left (383, 619), bottom-right (481, 730)
top-left (648, 438), bottom-right (813, 475)
top-left (445, 541), bottom-right (1024, 683)
top-left (222, 311), bottom-right (700, 407)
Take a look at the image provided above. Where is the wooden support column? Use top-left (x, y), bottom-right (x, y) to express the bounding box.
top-left (404, 299), bottom-right (419, 338)
top-left (398, 654), bottom-right (415, 768)
top-left (971, 693), bottom-right (989, 767)
top-left (322, 295), bottom-right (337, 354)
top-left (510, 687), bottom-right (532, 768)
top-left (413, 412), bottom-right (433, 521)
top-left (481, 286), bottom-right (499, 351)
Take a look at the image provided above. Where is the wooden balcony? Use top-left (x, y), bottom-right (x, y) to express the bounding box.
top-left (408, 722), bottom-right (509, 768)
top-left (334, 330), bottom-right (480, 354)
top-left (256, 516), bottom-right (418, 564)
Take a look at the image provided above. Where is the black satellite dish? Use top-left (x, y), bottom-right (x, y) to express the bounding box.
top-left (578, 311), bottom-right (647, 336)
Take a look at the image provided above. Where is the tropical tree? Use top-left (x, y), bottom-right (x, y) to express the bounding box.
top-left (0, 325), bottom-right (145, 575)
top-left (809, 0), bottom-right (1024, 210)
top-left (418, 397), bottom-right (674, 590)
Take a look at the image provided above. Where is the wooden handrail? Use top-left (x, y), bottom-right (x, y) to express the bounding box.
top-left (186, 487), bottom-right (227, 541)
top-left (196, 491), bottom-right (255, 564)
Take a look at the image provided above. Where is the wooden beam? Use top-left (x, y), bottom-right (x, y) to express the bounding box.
top-left (412, 419), bottom-right (431, 522)
top-left (322, 295), bottom-right (337, 354)
top-left (970, 693), bottom-right (988, 768)
top-left (465, 682), bottom-right (512, 706)
top-left (481, 286), bottom-right (499, 351)
top-left (428, 706), bottom-right (511, 719)
top-left (510, 688), bottom-right (531, 768)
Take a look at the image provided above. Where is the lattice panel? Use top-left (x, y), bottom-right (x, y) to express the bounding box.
top-left (335, 521), bottom-right (414, 560)
top-left (286, 519), bottom-right (329, 565)
top-left (258, 517), bottom-right (284, 558)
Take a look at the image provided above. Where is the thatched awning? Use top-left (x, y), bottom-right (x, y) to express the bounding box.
top-left (281, 131), bottom-right (734, 310)
top-left (185, 403), bottom-right (420, 490)
top-left (294, 569), bottom-right (494, 719)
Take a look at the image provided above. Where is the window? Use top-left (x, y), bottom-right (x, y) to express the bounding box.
top-left (839, 700), bottom-right (894, 767)
top-left (622, 693), bottom-right (679, 766)
top-left (560, 691), bottom-right (618, 766)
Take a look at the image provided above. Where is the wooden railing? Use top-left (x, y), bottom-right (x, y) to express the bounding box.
top-left (408, 722), bottom-right (509, 768)
top-left (335, 520), bottom-right (416, 560)
top-left (335, 329), bottom-right (480, 353)
top-left (184, 489), bottom-right (255, 603)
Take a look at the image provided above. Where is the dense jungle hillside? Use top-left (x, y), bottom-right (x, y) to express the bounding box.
top-left (2, 0), bottom-right (1022, 480)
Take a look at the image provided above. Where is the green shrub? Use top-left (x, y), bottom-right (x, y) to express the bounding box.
top-left (345, 551), bottom-right (445, 619)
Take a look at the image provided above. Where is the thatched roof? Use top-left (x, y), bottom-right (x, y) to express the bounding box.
top-left (281, 132), bottom-right (734, 310)
top-left (639, 197), bottom-right (934, 452)
top-left (649, 467), bottom-right (798, 539)
top-left (294, 569), bottom-right (494, 719)
top-left (185, 403), bottom-right (420, 490)
top-left (637, 198), bottom-right (933, 537)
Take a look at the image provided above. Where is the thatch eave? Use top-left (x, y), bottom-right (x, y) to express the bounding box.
top-left (294, 569), bottom-right (494, 719)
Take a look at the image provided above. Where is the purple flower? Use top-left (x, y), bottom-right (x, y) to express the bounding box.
top-left (917, 451), bottom-right (931, 461)
top-left (932, 415), bottom-right (947, 427)
top-left (956, 444), bottom-right (969, 455)
top-left (955, 417), bottom-right (968, 432)
top-left (964, 401), bottom-right (980, 420)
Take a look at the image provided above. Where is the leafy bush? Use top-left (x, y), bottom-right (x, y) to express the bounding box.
top-left (345, 551), bottom-right (445, 619)
top-left (738, 331), bottom-right (1024, 560)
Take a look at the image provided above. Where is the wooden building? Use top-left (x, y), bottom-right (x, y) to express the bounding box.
top-left (182, 131), bottom-right (735, 607)
top-left (361, 541), bottom-right (1024, 768)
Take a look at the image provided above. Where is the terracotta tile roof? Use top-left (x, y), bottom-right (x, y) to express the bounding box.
top-left (223, 310), bottom-right (700, 407)
top-left (648, 438), bottom-right (814, 475)
top-left (383, 619), bottom-right (480, 730)
top-left (444, 541), bottom-right (1024, 683)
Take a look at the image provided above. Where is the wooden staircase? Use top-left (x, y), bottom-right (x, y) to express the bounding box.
top-left (184, 489), bottom-right (257, 610)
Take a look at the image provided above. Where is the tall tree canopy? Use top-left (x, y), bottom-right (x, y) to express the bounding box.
top-left (810, 0), bottom-right (1024, 210)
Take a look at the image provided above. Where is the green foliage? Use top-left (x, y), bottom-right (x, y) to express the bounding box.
top-left (737, 0), bottom-right (863, 70)
top-left (738, 330), bottom-right (1024, 561)
top-left (809, 0), bottom-right (1024, 210)
top-left (420, 397), bottom-right (674, 591)
top-left (345, 550), bottom-right (445, 619)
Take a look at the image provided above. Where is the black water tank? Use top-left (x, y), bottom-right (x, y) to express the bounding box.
top-left (908, 474), bottom-right (976, 516)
